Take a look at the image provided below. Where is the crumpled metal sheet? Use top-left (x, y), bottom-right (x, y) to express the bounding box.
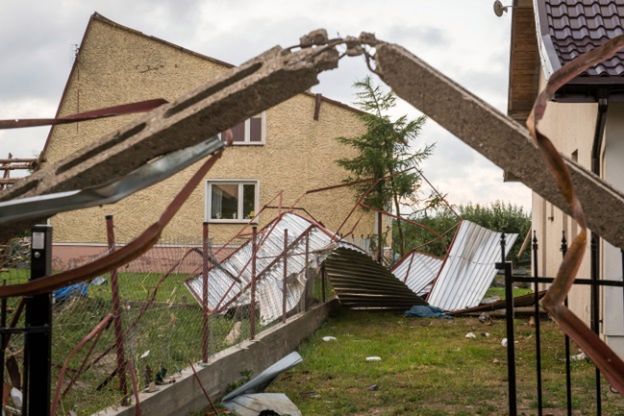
top-left (391, 251), bottom-right (442, 296)
top-left (222, 351), bottom-right (303, 416)
top-left (426, 220), bottom-right (517, 311)
top-left (324, 247), bottom-right (427, 310)
top-left (222, 351), bottom-right (302, 401)
top-left (185, 213), bottom-right (362, 325)
top-left (222, 393), bottom-right (302, 416)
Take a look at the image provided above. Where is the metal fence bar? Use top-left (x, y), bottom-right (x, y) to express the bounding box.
top-left (105, 215), bottom-right (129, 400)
top-left (23, 224), bottom-right (53, 416)
top-left (282, 229), bottom-right (288, 323)
top-left (561, 231), bottom-right (572, 416)
top-left (590, 233), bottom-right (602, 416)
top-left (500, 260), bottom-right (517, 416)
top-left (321, 262), bottom-right (326, 303)
top-left (201, 222), bottom-right (210, 363)
top-left (250, 225), bottom-right (257, 340)
top-left (532, 232), bottom-right (544, 415)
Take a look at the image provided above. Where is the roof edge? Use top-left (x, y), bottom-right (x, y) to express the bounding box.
top-left (532, 0), bottom-right (561, 80)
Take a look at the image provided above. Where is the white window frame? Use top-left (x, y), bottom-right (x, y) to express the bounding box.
top-left (227, 112), bottom-right (267, 145)
top-left (205, 179), bottom-right (260, 223)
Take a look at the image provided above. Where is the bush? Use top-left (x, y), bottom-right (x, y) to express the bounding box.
top-left (394, 201), bottom-right (530, 263)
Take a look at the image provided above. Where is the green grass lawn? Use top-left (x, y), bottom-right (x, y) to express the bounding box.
top-left (268, 309), bottom-right (624, 416)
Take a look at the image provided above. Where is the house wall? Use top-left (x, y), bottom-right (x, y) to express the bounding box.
top-left (531, 73), bottom-right (596, 325)
top-left (43, 18), bottom-right (375, 256)
top-left (602, 102), bottom-right (624, 353)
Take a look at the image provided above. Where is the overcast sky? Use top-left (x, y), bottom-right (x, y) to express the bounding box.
top-left (0, 0), bottom-right (531, 211)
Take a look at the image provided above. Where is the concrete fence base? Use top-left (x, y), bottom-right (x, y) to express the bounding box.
top-left (94, 300), bottom-right (338, 416)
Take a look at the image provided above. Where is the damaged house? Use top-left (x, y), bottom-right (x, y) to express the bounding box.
top-left (508, 0), bottom-right (624, 353)
top-left (40, 13), bottom-right (387, 268)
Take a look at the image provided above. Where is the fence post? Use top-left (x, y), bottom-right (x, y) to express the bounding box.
top-left (590, 233), bottom-right (602, 415)
top-left (531, 231), bottom-right (543, 415)
top-left (201, 222), bottom-right (210, 363)
top-left (304, 233), bottom-right (310, 311)
top-left (321, 262), bottom-right (326, 303)
top-left (561, 231), bottom-right (572, 416)
top-left (500, 260), bottom-right (517, 416)
top-left (0, 281), bottom-right (6, 411)
top-left (250, 225), bottom-right (257, 340)
top-left (23, 224), bottom-right (53, 416)
top-left (105, 215), bottom-right (129, 401)
top-left (282, 229), bottom-right (288, 323)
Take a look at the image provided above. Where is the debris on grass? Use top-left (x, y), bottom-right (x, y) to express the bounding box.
top-left (478, 312), bottom-right (493, 325)
top-left (465, 332), bottom-right (476, 339)
top-left (322, 336), bottom-right (337, 342)
top-left (222, 352), bottom-right (303, 416)
top-left (571, 352), bottom-right (588, 362)
top-left (366, 356), bottom-right (382, 362)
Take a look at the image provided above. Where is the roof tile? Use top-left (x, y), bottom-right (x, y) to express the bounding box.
top-left (544, 0), bottom-right (624, 76)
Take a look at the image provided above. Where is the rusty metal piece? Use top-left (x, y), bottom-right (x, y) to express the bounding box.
top-left (201, 222), bottom-right (210, 363)
top-left (105, 215), bottom-right (129, 399)
top-left (0, 99), bottom-right (167, 130)
top-left (0, 41), bottom-right (340, 242)
top-left (51, 313), bottom-right (113, 416)
top-left (525, 34), bottom-right (624, 393)
top-left (373, 42), bottom-right (624, 251)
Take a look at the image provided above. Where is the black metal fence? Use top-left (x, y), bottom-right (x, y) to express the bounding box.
top-left (499, 230), bottom-right (624, 416)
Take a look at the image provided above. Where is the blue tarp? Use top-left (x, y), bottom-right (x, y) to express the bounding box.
top-left (53, 282), bottom-right (89, 303)
top-left (404, 304), bottom-right (450, 319)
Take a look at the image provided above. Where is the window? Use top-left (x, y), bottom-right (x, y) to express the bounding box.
top-left (225, 113), bottom-right (266, 145)
top-left (206, 180), bottom-right (259, 222)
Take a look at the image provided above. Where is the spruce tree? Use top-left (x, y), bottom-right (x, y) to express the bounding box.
top-left (336, 76), bottom-right (432, 258)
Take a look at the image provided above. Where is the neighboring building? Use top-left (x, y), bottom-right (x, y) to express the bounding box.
top-left (508, 0), bottom-right (624, 353)
top-left (41, 13), bottom-right (383, 266)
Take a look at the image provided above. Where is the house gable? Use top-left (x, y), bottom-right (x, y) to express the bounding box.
top-left (41, 13), bottom-right (372, 245)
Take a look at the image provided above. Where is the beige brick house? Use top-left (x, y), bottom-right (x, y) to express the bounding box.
top-left (508, 0), bottom-right (624, 354)
top-left (42, 13), bottom-right (381, 264)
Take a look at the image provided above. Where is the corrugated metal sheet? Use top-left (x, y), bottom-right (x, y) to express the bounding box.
top-left (185, 213), bottom-right (361, 325)
top-left (426, 220), bottom-right (518, 311)
top-left (391, 251), bottom-right (443, 296)
top-left (324, 248), bottom-right (427, 310)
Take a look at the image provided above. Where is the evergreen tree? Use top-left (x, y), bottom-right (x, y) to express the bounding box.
top-left (336, 76), bottom-right (433, 257)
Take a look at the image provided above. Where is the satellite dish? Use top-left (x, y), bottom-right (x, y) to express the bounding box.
top-left (493, 0), bottom-right (510, 17)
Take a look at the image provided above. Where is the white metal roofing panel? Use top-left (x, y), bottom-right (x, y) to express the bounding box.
top-left (426, 220), bottom-right (518, 311)
top-left (186, 213), bottom-right (364, 325)
top-left (391, 251), bottom-right (443, 296)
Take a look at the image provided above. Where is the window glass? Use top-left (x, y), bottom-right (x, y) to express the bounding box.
top-left (211, 184), bottom-right (239, 219)
top-left (231, 122), bottom-right (245, 142)
top-left (250, 117), bottom-right (262, 142)
top-left (243, 184), bottom-right (256, 219)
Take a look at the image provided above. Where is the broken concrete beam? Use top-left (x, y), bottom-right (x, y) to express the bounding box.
top-left (375, 43), bottom-right (624, 250)
top-left (0, 41), bottom-right (339, 242)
